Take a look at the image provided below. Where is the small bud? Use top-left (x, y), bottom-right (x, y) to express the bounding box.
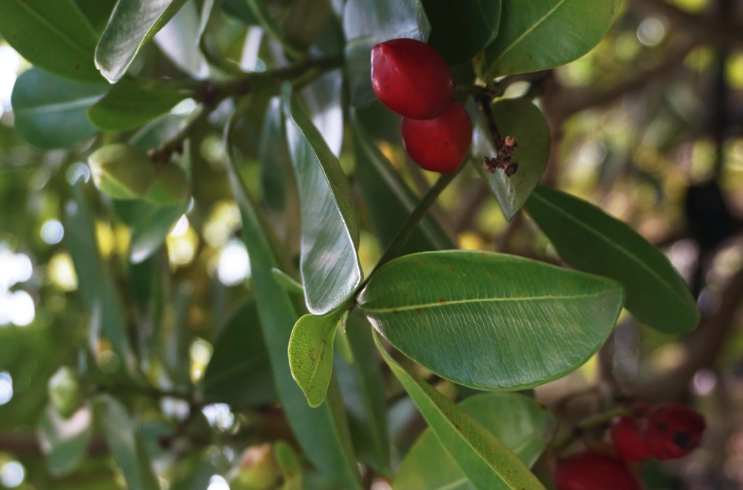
top-left (47, 367), bottom-right (83, 419)
top-left (146, 164), bottom-right (189, 205)
top-left (88, 144), bottom-right (156, 200)
top-left (229, 444), bottom-right (281, 490)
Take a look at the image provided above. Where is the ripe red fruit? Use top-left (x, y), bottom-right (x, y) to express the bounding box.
top-left (371, 38), bottom-right (453, 120)
top-left (610, 417), bottom-right (651, 461)
top-left (642, 404), bottom-right (706, 460)
top-left (554, 452), bottom-right (642, 490)
top-left (402, 99), bottom-right (472, 174)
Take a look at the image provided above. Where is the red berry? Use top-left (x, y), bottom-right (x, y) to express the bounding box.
top-left (610, 417), bottom-right (651, 461)
top-left (401, 99), bottom-right (472, 174)
top-left (371, 38), bottom-right (452, 120)
top-left (642, 404), bottom-right (705, 460)
top-left (554, 452), bottom-right (642, 490)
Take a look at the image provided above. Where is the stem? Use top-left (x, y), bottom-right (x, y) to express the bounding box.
top-left (150, 107), bottom-right (210, 163)
top-left (552, 407), bottom-right (631, 451)
top-left (477, 92), bottom-right (503, 151)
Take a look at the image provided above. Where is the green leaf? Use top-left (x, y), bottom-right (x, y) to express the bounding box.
top-left (282, 84), bottom-right (363, 316)
top-left (301, 70), bottom-right (344, 157)
top-left (11, 68), bottom-right (107, 149)
top-left (485, 0), bottom-right (621, 79)
top-left (375, 333), bottom-right (547, 490)
top-left (87, 80), bottom-right (192, 131)
top-left (336, 314), bottom-right (391, 476)
top-left (289, 308), bottom-right (346, 408)
top-left (38, 404), bottom-right (93, 477)
top-left (154, 0), bottom-right (208, 78)
top-left (395, 393), bottom-right (556, 490)
top-left (95, 0), bottom-right (190, 83)
top-left (128, 203), bottom-right (185, 264)
top-left (272, 268), bottom-right (305, 296)
top-left (359, 251), bottom-right (624, 391)
top-left (343, 0), bottom-right (430, 106)
top-left (421, 0), bottom-right (501, 65)
top-left (244, 0), bottom-right (304, 59)
top-left (472, 98), bottom-right (551, 221)
top-left (275, 441), bottom-right (303, 490)
top-left (225, 108), bottom-right (362, 490)
top-left (163, 282), bottom-right (193, 388)
top-left (74, 0), bottom-right (117, 32)
top-left (202, 301), bottom-right (277, 407)
top-left (526, 185), bottom-right (700, 333)
top-left (352, 115), bottom-right (453, 254)
top-left (197, 0), bottom-right (222, 45)
top-left (0, 0), bottom-right (101, 81)
top-left (95, 395), bottom-right (160, 490)
top-left (260, 98), bottom-right (292, 211)
top-left (282, 0), bottom-right (333, 51)
top-left (221, 0), bottom-right (257, 24)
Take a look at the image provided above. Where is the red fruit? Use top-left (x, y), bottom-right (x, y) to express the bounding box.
top-left (402, 99), bottom-right (472, 174)
top-left (611, 417), bottom-right (651, 461)
top-left (642, 404), bottom-right (706, 460)
top-left (554, 452), bottom-right (642, 490)
top-left (371, 38), bottom-right (452, 120)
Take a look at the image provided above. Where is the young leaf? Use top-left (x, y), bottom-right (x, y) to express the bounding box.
top-left (95, 0), bottom-right (190, 83)
top-left (351, 116), bottom-right (454, 254)
top-left (0, 0), bottom-right (101, 81)
top-left (359, 251), bottom-right (624, 391)
top-left (203, 300), bottom-right (276, 407)
top-left (95, 395), bottom-right (160, 490)
top-left (282, 84), bottom-right (363, 316)
top-left (395, 393), bottom-right (556, 490)
top-left (485, 0), bottom-right (621, 79)
top-left (526, 185), bottom-right (700, 333)
top-left (472, 97), bottom-right (551, 221)
top-left (272, 269), bottom-right (305, 296)
top-left (374, 333), bottom-right (547, 490)
top-left (11, 68), bottom-right (107, 149)
top-left (421, 0), bottom-right (501, 65)
top-left (225, 108), bottom-right (362, 490)
top-left (343, 0), bottom-right (430, 106)
top-left (87, 80), bottom-right (192, 131)
top-left (289, 307), bottom-right (347, 408)
top-left (38, 405), bottom-right (93, 477)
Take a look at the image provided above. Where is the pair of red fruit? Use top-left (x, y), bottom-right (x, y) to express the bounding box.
top-left (371, 39), bottom-right (472, 174)
top-left (555, 404), bottom-right (706, 490)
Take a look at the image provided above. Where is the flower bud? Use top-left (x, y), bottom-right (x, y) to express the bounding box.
top-left (47, 366), bottom-right (83, 419)
top-left (146, 164), bottom-right (189, 205)
top-left (88, 144), bottom-right (156, 199)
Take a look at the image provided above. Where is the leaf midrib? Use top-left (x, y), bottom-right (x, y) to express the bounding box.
top-left (491, 0), bottom-right (566, 67)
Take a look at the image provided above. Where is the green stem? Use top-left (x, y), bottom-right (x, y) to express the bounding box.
top-left (552, 407), bottom-right (631, 451)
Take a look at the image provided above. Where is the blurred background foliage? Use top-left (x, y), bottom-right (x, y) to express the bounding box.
top-left (1, 0), bottom-right (743, 488)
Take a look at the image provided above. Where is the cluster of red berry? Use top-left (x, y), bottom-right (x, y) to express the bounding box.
top-left (555, 404), bottom-right (706, 490)
top-left (371, 39), bottom-right (472, 175)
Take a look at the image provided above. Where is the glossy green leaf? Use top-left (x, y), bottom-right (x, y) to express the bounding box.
top-left (422, 0), bottom-right (501, 65)
top-left (472, 98), bottom-right (551, 221)
top-left (87, 80), bottom-right (192, 131)
top-left (395, 393), bottom-right (556, 490)
top-left (289, 308), bottom-right (346, 408)
top-left (0, 0), bottom-right (101, 81)
top-left (38, 405), bottom-right (93, 477)
top-left (352, 115), bottom-right (453, 254)
top-left (221, 0), bottom-right (257, 24)
top-left (197, 0), bottom-right (222, 46)
top-left (359, 251), bottom-right (624, 390)
top-left (260, 98), bottom-right (291, 211)
top-left (11, 68), bottom-right (107, 149)
top-left (526, 185), bottom-right (700, 333)
top-left (275, 441), bottom-right (303, 490)
top-left (282, 84), bottom-right (363, 316)
top-left (244, 0), bottom-right (304, 59)
top-left (485, 0), bottom-right (621, 79)
top-left (202, 301), bottom-right (276, 407)
top-left (343, 0), bottom-right (430, 106)
top-left (154, 0), bottom-right (208, 78)
top-left (74, 0), bottom-right (117, 32)
top-left (95, 0), bottom-right (190, 83)
top-left (375, 333), bottom-right (546, 490)
top-left (336, 314), bottom-right (391, 476)
top-left (96, 395), bottom-right (160, 490)
top-left (272, 268), bottom-right (305, 296)
top-left (283, 0), bottom-right (332, 51)
top-left (301, 70), bottom-right (344, 157)
top-left (128, 204), bottom-right (185, 264)
top-left (225, 108), bottom-right (362, 490)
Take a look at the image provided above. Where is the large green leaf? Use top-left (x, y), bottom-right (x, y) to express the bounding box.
top-left (95, 0), bottom-right (190, 83)
top-left (225, 108), bottom-right (362, 490)
top-left (11, 68), bottom-right (107, 149)
top-left (87, 80), bottom-right (192, 131)
top-left (0, 0), bottom-right (101, 81)
top-left (301, 70), bottom-right (344, 157)
top-left (395, 393), bottom-right (556, 490)
top-left (289, 308), bottom-right (346, 408)
top-left (421, 0), bottom-right (501, 65)
top-left (202, 301), bottom-right (276, 407)
top-left (282, 84), bottom-right (362, 316)
top-left (375, 333), bottom-right (546, 490)
top-left (352, 115), bottom-right (453, 254)
top-left (259, 98), bottom-right (291, 211)
top-left (336, 314), bottom-right (391, 476)
top-left (526, 185), bottom-right (700, 333)
top-left (472, 98), bottom-right (551, 221)
top-left (74, 0), bottom-right (117, 32)
top-left (343, 0), bottom-right (430, 106)
top-left (38, 405), bottom-right (93, 477)
top-left (359, 251), bottom-right (624, 390)
top-left (153, 0), bottom-right (208, 78)
top-left (485, 0), bottom-right (621, 79)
